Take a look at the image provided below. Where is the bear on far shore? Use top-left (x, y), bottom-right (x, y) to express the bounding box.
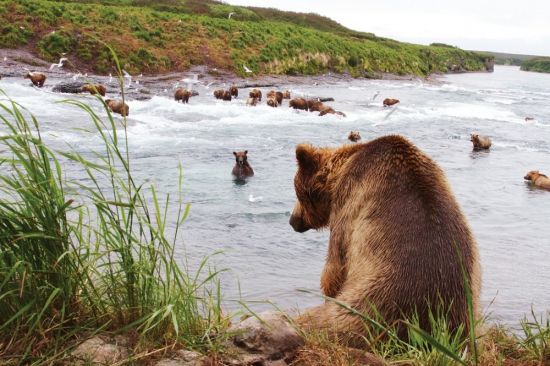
top-left (289, 135), bottom-right (480, 345)
top-left (105, 99), bottom-right (129, 117)
top-left (25, 72), bottom-right (47, 87)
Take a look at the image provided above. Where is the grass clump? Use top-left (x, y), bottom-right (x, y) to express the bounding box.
top-left (0, 61), bottom-right (230, 363)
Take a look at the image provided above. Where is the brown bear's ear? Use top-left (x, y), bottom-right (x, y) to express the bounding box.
top-left (233, 151), bottom-right (237, 156)
top-left (296, 144), bottom-right (319, 171)
top-left (244, 150), bottom-right (248, 154)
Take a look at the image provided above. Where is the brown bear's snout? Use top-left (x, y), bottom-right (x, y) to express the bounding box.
top-left (289, 203), bottom-right (310, 233)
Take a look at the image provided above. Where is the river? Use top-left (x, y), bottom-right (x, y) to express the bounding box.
top-left (0, 65), bottom-right (549, 325)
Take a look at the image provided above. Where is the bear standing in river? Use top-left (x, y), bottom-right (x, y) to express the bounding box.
top-left (289, 135), bottom-right (481, 345)
top-left (232, 150), bottom-right (254, 180)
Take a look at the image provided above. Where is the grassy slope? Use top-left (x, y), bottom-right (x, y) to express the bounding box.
top-left (0, 0), bottom-right (490, 76)
top-left (521, 57), bottom-right (550, 73)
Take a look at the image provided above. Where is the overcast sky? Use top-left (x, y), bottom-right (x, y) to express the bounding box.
top-left (227, 0), bottom-right (550, 56)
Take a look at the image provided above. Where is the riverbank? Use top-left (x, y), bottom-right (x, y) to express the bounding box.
top-left (0, 0), bottom-right (491, 77)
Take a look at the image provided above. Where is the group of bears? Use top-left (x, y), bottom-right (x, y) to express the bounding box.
top-left (21, 71), bottom-right (130, 117)
top-left (468, 133), bottom-right (549, 190)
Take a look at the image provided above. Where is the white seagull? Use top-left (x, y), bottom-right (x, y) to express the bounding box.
top-left (49, 57), bottom-right (67, 70)
top-left (228, 12), bottom-right (235, 19)
top-left (248, 194), bottom-right (263, 202)
top-left (243, 64), bottom-right (252, 73)
top-left (122, 69), bottom-right (132, 85)
top-left (181, 74), bottom-right (201, 90)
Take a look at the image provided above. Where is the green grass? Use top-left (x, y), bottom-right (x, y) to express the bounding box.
top-left (0, 0), bottom-right (491, 76)
top-left (521, 57), bottom-right (550, 73)
top-left (0, 56), bottom-right (230, 364)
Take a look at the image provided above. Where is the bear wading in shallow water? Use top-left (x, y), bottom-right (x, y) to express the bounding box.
top-left (289, 135), bottom-right (481, 345)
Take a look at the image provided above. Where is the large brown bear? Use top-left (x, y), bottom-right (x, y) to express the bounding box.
top-left (290, 135), bottom-right (481, 345)
top-left (289, 98), bottom-right (308, 111)
top-left (174, 88), bottom-right (191, 103)
top-left (214, 89), bottom-right (224, 99)
top-left (105, 99), bottom-right (129, 117)
top-left (25, 72), bottom-right (47, 87)
top-left (249, 89), bottom-right (262, 101)
top-left (82, 84), bottom-right (107, 97)
top-left (283, 90), bottom-right (291, 99)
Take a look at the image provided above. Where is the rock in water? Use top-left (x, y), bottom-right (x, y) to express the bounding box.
top-left (52, 81), bottom-right (85, 94)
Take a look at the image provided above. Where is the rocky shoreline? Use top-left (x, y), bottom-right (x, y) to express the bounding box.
top-left (0, 48), bottom-right (445, 102)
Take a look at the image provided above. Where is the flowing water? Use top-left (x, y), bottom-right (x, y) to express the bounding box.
top-left (1, 65), bottom-right (549, 325)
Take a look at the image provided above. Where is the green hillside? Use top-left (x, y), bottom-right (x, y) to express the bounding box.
top-left (484, 51), bottom-right (540, 66)
top-left (520, 57), bottom-right (550, 73)
top-left (0, 0), bottom-right (492, 76)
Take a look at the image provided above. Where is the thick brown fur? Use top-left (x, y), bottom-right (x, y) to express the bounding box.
top-left (174, 88), bottom-right (191, 103)
top-left (82, 84), bottom-right (107, 97)
top-left (267, 97), bottom-right (278, 108)
top-left (289, 135), bottom-right (481, 345)
top-left (25, 72), bottom-right (46, 87)
top-left (319, 107), bottom-right (346, 117)
top-left (289, 98), bottom-right (308, 111)
top-left (524, 170), bottom-right (550, 190)
top-left (383, 98), bottom-right (400, 107)
top-left (283, 90), bottom-right (291, 99)
top-left (232, 150), bottom-right (254, 180)
top-left (249, 89), bottom-right (262, 101)
top-left (213, 89), bottom-right (224, 99)
top-left (470, 134), bottom-right (492, 150)
top-left (105, 99), bottom-right (129, 117)
top-left (230, 85), bottom-right (238, 98)
top-left (348, 131), bottom-right (361, 142)
top-left (246, 97), bottom-right (258, 106)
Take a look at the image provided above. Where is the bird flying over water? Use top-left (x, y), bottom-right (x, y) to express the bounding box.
top-left (49, 57), bottom-right (67, 70)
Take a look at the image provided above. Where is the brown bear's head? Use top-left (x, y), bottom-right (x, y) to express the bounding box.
top-left (233, 150), bottom-right (249, 166)
top-left (470, 134), bottom-right (479, 143)
top-left (290, 144), bottom-right (332, 233)
top-left (524, 170), bottom-right (541, 181)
